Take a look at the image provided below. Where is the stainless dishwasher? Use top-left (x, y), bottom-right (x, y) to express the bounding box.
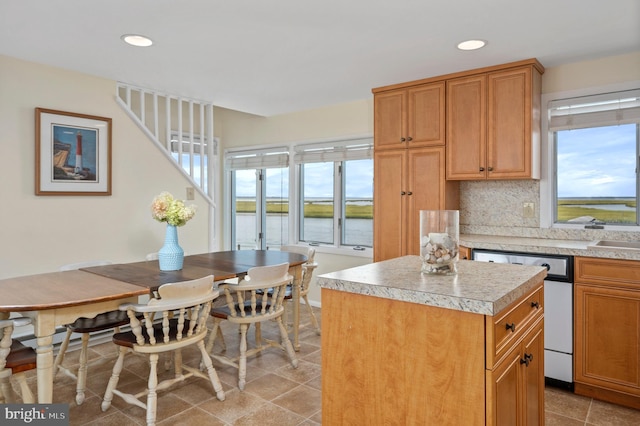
top-left (472, 248), bottom-right (574, 389)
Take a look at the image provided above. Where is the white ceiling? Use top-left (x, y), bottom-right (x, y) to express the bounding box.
top-left (1, 0), bottom-right (638, 116)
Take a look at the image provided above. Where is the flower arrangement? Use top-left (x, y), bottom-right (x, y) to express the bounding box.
top-left (151, 191), bottom-right (196, 227)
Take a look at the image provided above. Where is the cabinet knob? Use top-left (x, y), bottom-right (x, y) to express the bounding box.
top-left (400, 137), bottom-right (406, 142)
top-left (407, 191), bottom-right (413, 195)
top-left (505, 322), bottom-right (516, 332)
top-left (406, 136), bottom-right (413, 142)
top-left (488, 166), bottom-right (493, 171)
top-left (531, 301), bottom-right (540, 309)
top-left (401, 191), bottom-right (406, 195)
top-left (520, 353), bottom-right (533, 366)
top-left (479, 167), bottom-right (485, 172)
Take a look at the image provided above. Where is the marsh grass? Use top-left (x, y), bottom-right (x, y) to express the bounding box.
top-left (235, 200), bottom-right (373, 219)
top-left (557, 198), bottom-right (636, 223)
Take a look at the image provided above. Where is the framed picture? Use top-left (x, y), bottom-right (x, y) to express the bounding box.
top-left (35, 108), bottom-right (112, 196)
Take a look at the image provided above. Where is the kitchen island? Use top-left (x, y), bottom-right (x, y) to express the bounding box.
top-left (317, 256), bottom-right (547, 425)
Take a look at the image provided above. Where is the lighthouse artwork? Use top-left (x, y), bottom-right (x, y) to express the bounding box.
top-left (36, 108), bottom-right (112, 196)
top-left (51, 125), bottom-right (98, 181)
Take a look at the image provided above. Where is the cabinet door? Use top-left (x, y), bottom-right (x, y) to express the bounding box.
top-left (407, 82), bottom-right (445, 147)
top-left (490, 349), bottom-right (521, 426)
top-left (446, 75), bottom-right (486, 180)
top-left (406, 147), bottom-right (446, 256)
top-left (522, 321), bottom-right (544, 426)
top-left (575, 283), bottom-right (640, 393)
top-left (374, 90), bottom-right (406, 150)
top-left (373, 150), bottom-right (406, 261)
top-left (487, 67), bottom-right (533, 179)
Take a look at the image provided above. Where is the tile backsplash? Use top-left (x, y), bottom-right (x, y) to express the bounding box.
top-left (460, 180), bottom-right (640, 242)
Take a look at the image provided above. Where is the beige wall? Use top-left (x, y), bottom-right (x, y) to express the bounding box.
top-left (0, 55), bottom-right (212, 278)
top-left (215, 99), bottom-right (376, 304)
top-left (541, 51), bottom-right (640, 94)
top-left (2, 51), bottom-right (638, 304)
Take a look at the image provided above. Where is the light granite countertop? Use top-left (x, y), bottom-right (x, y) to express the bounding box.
top-left (317, 256), bottom-right (546, 316)
top-left (460, 234), bottom-right (640, 261)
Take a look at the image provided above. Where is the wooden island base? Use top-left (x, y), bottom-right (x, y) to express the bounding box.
top-left (321, 283), bottom-right (545, 425)
top-left (321, 288), bottom-right (485, 424)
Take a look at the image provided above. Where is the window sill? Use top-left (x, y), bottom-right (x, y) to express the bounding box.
top-left (301, 244), bottom-right (373, 259)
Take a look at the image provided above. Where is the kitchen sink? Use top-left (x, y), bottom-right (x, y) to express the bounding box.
top-left (588, 240), bottom-right (640, 250)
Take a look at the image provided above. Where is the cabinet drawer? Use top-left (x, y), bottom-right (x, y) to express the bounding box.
top-left (486, 284), bottom-right (543, 368)
top-left (575, 257), bottom-right (640, 289)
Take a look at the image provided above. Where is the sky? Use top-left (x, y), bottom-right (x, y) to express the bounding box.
top-left (556, 123), bottom-right (636, 198)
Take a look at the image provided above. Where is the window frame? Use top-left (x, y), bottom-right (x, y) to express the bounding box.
top-left (224, 136), bottom-right (374, 257)
top-left (540, 81), bottom-right (640, 231)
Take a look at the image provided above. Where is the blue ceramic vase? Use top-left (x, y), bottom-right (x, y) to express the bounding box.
top-left (158, 224), bottom-right (184, 271)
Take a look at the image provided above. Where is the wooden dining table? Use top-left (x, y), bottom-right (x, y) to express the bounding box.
top-left (0, 250), bottom-right (307, 403)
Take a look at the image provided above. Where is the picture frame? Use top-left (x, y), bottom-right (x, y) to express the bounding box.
top-left (35, 108), bottom-right (112, 196)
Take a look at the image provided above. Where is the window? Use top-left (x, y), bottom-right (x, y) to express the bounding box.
top-left (294, 138), bottom-right (373, 248)
top-left (225, 137), bottom-right (373, 253)
top-left (170, 133), bottom-right (216, 194)
top-left (549, 89), bottom-right (640, 226)
top-left (226, 147), bottom-right (289, 250)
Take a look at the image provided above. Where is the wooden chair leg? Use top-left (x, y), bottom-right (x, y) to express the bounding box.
top-left (196, 340), bottom-right (225, 401)
top-left (238, 324), bottom-right (248, 390)
top-left (101, 347), bottom-right (127, 412)
top-left (302, 295), bottom-right (321, 335)
top-left (173, 349), bottom-right (182, 378)
top-left (14, 373), bottom-right (34, 403)
top-left (146, 353), bottom-right (159, 426)
top-left (75, 333), bottom-right (90, 405)
top-left (53, 328), bottom-right (74, 378)
top-left (216, 327), bottom-right (226, 351)
top-left (276, 317), bottom-right (298, 368)
top-left (205, 320), bottom-right (221, 354)
top-left (0, 373), bottom-right (13, 403)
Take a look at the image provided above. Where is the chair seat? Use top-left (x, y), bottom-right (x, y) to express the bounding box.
top-left (6, 340), bottom-right (37, 374)
top-left (211, 301), bottom-right (275, 320)
top-left (68, 310), bottom-right (132, 333)
top-left (112, 318), bottom-right (202, 349)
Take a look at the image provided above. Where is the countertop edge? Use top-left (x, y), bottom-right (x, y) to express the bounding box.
top-left (317, 257), bottom-right (547, 316)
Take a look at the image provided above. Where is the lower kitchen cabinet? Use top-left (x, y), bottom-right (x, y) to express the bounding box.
top-left (574, 256), bottom-right (640, 409)
top-left (488, 317), bottom-right (544, 425)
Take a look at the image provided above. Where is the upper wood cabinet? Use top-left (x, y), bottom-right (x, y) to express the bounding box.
top-left (446, 63), bottom-right (543, 180)
top-left (374, 82), bottom-right (445, 150)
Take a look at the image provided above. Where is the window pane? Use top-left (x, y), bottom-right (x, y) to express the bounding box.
top-left (343, 159), bottom-right (373, 247)
top-left (556, 124), bottom-right (637, 224)
top-left (301, 162), bottom-right (334, 244)
top-left (171, 153), bottom-right (208, 193)
top-left (233, 169), bottom-right (258, 249)
top-left (265, 168), bottom-right (289, 248)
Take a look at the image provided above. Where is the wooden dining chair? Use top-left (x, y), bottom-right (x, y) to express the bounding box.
top-left (205, 263), bottom-right (298, 390)
top-left (0, 317), bottom-right (36, 403)
top-left (54, 260), bottom-right (133, 405)
top-left (279, 245), bottom-right (321, 335)
top-left (101, 275), bottom-right (225, 425)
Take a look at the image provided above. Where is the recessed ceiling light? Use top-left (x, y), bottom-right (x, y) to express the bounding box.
top-left (457, 39), bottom-right (486, 51)
top-left (121, 34), bottom-right (153, 47)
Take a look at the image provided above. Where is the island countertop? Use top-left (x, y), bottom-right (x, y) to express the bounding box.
top-left (317, 255), bottom-right (547, 316)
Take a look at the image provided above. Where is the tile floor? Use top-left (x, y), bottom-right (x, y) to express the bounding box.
top-left (12, 306), bottom-right (640, 425)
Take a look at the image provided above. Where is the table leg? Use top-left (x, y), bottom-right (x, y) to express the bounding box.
top-left (31, 313), bottom-right (55, 403)
top-left (291, 265), bottom-right (302, 351)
